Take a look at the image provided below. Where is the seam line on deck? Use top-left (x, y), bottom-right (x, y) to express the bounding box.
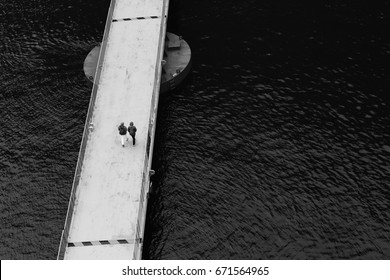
top-left (112, 16), bottom-right (162, 22)
top-left (68, 238), bottom-right (142, 247)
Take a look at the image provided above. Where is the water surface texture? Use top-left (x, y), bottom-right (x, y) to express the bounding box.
top-left (1, 0), bottom-right (389, 259)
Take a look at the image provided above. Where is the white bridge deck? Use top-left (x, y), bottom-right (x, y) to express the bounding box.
top-left (58, 0), bottom-right (168, 259)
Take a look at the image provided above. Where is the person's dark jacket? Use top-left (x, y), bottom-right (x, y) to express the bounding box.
top-left (118, 124), bottom-right (127, 135)
top-left (128, 125), bottom-right (137, 136)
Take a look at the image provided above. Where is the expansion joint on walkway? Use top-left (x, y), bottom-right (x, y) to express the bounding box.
top-left (112, 15), bottom-right (162, 22)
top-left (68, 238), bottom-right (142, 247)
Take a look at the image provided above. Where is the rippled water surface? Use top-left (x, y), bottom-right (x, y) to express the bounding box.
top-left (1, 0), bottom-right (389, 259)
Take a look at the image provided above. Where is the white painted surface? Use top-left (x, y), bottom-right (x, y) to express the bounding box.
top-left (66, 245), bottom-right (134, 260)
top-left (64, 0), bottom-right (168, 260)
top-left (114, 0), bottom-right (162, 19)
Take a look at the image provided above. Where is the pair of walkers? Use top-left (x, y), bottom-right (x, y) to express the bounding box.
top-left (118, 122), bottom-right (137, 147)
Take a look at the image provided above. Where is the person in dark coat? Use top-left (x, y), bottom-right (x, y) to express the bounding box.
top-left (118, 122), bottom-right (127, 147)
top-left (128, 122), bottom-right (137, 146)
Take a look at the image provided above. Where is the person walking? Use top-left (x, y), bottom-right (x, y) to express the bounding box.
top-left (118, 122), bottom-right (127, 147)
top-left (128, 121), bottom-right (137, 146)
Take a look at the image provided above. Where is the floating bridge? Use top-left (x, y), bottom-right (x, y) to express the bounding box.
top-left (57, 0), bottom-right (169, 259)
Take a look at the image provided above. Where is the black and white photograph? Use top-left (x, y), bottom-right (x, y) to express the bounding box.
top-left (0, 0), bottom-right (389, 272)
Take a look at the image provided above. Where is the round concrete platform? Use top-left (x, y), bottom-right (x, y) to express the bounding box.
top-left (83, 32), bottom-right (191, 93)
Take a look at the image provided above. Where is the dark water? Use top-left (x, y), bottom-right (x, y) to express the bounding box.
top-left (1, 0), bottom-right (389, 259)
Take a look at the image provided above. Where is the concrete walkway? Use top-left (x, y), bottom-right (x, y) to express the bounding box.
top-left (63, 0), bottom-right (168, 259)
